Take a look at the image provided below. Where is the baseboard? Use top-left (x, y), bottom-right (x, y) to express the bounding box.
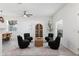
top-left (62, 44), bottom-right (78, 55)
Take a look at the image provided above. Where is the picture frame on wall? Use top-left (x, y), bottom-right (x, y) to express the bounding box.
top-left (0, 17), bottom-right (4, 23)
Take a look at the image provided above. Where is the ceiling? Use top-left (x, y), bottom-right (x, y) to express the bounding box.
top-left (0, 3), bottom-right (65, 17)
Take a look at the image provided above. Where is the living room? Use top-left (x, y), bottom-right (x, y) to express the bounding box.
top-left (0, 3), bottom-right (79, 56)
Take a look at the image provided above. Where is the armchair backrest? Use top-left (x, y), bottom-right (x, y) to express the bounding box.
top-left (48, 33), bottom-right (53, 37)
top-left (17, 35), bottom-right (23, 43)
top-left (24, 33), bottom-right (30, 37)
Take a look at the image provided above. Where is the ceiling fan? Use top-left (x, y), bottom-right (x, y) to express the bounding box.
top-left (23, 10), bottom-right (32, 17)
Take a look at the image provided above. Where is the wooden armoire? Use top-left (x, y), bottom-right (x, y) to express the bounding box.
top-left (35, 24), bottom-right (43, 47)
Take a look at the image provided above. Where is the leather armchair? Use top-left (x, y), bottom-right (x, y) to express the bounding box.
top-left (48, 34), bottom-right (61, 49)
top-left (24, 33), bottom-right (33, 42)
top-left (17, 35), bottom-right (30, 49)
top-left (45, 33), bottom-right (53, 42)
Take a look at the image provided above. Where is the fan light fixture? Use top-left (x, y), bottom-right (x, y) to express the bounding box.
top-left (23, 11), bottom-right (32, 17)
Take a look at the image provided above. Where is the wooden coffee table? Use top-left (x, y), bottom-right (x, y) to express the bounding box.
top-left (35, 37), bottom-right (43, 47)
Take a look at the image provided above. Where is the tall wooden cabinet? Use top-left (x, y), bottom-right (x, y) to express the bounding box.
top-left (35, 24), bottom-right (43, 37)
top-left (35, 24), bottom-right (43, 47)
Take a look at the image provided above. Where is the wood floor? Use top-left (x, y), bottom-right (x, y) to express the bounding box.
top-left (2, 39), bottom-right (76, 56)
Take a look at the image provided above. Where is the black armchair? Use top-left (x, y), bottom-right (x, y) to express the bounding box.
top-left (24, 33), bottom-right (33, 42)
top-left (48, 34), bottom-right (61, 49)
top-left (45, 33), bottom-right (53, 42)
top-left (17, 35), bottom-right (30, 49)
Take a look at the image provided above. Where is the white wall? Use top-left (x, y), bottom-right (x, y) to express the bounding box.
top-left (0, 21), bottom-right (8, 33)
top-left (53, 3), bottom-right (79, 55)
